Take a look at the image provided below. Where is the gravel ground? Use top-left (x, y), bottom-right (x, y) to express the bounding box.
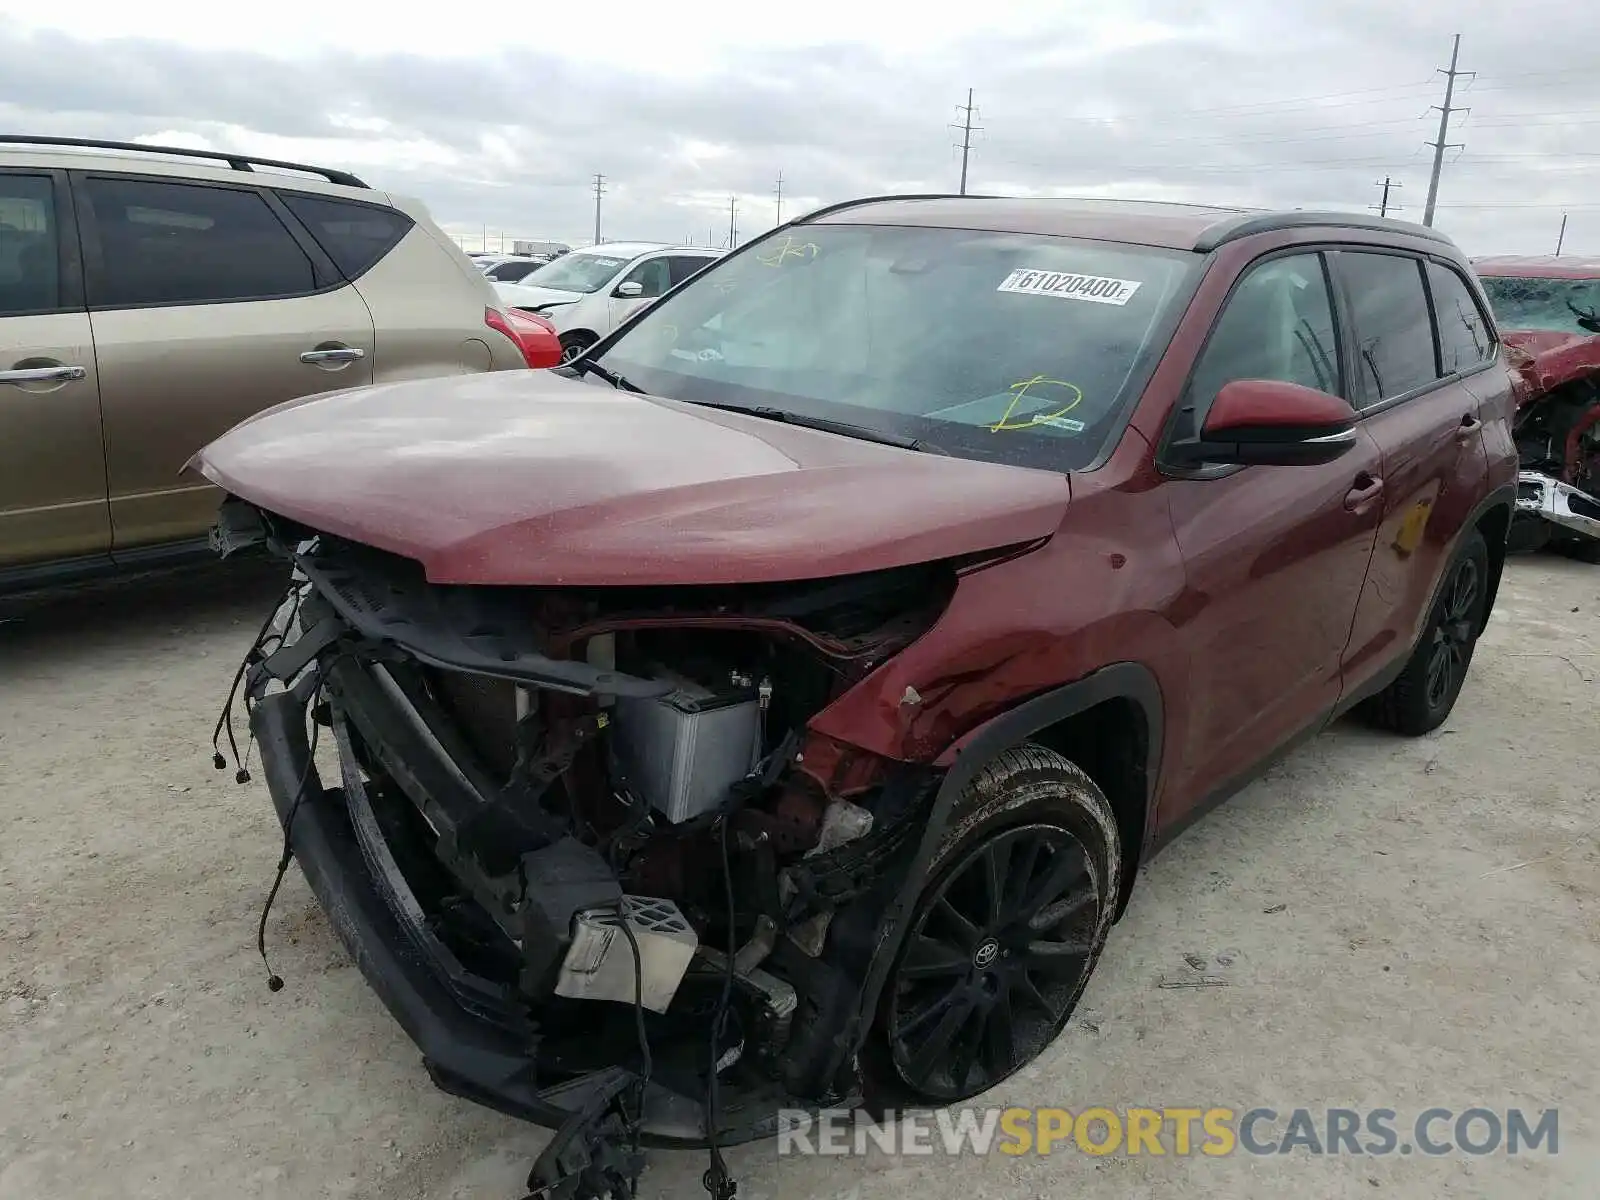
top-left (1, 556), bottom-right (1596, 1200)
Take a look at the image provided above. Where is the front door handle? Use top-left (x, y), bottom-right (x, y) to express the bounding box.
top-left (0, 365), bottom-right (87, 384)
top-left (1344, 474), bottom-right (1385, 512)
top-left (1456, 413), bottom-right (1483, 441)
top-left (299, 347), bottom-right (366, 366)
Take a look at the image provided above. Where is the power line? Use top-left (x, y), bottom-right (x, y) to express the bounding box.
top-left (1005, 84), bottom-right (1438, 128)
top-left (1423, 33), bottom-right (1473, 226)
top-left (1435, 201), bottom-right (1600, 210)
top-left (591, 173), bottom-right (606, 245)
top-left (980, 116), bottom-right (1431, 155)
top-left (952, 88), bottom-right (982, 195)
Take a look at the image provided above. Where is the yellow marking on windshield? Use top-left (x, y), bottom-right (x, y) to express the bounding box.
top-left (989, 375), bottom-right (1085, 432)
top-left (757, 234), bottom-right (821, 267)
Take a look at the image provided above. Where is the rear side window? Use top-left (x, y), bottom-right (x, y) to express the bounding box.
top-left (667, 255), bottom-right (714, 287)
top-left (1181, 252), bottom-right (1341, 435)
top-left (486, 259), bottom-right (536, 282)
top-left (281, 193), bottom-right (413, 279)
top-left (1428, 262), bottom-right (1495, 374)
top-left (83, 177), bottom-right (315, 308)
top-left (0, 173), bottom-right (58, 316)
top-left (284, 193), bottom-right (416, 281)
top-left (1338, 252), bottom-right (1437, 408)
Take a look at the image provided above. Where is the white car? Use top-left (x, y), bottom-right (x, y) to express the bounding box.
top-left (494, 242), bottom-right (721, 361)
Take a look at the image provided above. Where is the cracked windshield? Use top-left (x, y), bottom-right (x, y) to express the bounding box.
top-left (597, 224), bottom-right (1197, 470)
top-left (1477, 275), bottom-right (1600, 335)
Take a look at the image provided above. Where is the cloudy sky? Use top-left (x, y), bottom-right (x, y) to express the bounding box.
top-left (2, 1), bottom-right (1596, 255)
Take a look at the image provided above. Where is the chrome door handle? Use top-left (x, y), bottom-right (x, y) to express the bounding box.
top-left (299, 347), bottom-right (366, 364)
top-left (0, 365), bottom-right (87, 383)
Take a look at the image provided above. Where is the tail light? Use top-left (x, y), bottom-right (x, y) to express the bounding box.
top-left (485, 307), bottom-right (563, 369)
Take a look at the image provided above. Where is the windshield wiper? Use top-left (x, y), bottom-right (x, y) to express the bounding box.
top-left (1563, 299), bottom-right (1600, 334)
top-left (573, 358), bottom-right (643, 392)
top-left (682, 400), bottom-right (943, 453)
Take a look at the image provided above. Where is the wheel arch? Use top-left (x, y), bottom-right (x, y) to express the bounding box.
top-left (1471, 489), bottom-right (1514, 639)
top-left (849, 663), bottom-right (1163, 1055)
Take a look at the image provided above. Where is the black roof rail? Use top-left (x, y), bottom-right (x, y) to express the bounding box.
top-left (0, 135), bottom-right (370, 189)
top-left (791, 193), bottom-right (993, 224)
top-left (1194, 210), bottom-right (1452, 252)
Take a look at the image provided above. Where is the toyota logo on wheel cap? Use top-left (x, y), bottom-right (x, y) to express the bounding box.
top-left (973, 939), bottom-right (1000, 969)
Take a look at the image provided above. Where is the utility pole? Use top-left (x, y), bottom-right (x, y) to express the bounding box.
top-left (591, 174), bottom-right (606, 245)
top-left (775, 170), bottom-right (784, 226)
top-left (1371, 177), bottom-right (1402, 218)
top-left (1556, 212), bottom-right (1568, 256)
top-left (952, 88), bottom-right (982, 195)
top-left (727, 195), bottom-right (738, 248)
top-left (1423, 34), bottom-right (1472, 227)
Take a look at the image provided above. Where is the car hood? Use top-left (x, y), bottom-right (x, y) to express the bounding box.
top-left (494, 281), bottom-right (585, 309)
top-left (1502, 328), bottom-right (1600, 405)
top-left (190, 371), bottom-right (1072, 587)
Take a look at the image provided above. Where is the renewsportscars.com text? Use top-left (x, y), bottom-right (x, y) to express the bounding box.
top-left (776, 1106), bottom-right (1559, 1158)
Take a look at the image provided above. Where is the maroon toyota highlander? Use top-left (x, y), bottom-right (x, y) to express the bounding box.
top-left (194, 196), bottom-right (1517, 1198)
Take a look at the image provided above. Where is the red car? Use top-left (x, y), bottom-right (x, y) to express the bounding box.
top-left (1472, 255), bottom-right (1600, 557)
top-left (196, 197), bottom-right (1517, 1199)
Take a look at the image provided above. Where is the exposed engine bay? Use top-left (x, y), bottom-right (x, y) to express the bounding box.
top-left (1504, 330), bottom-right (1600, 556)
top-left (214, 499), bottom-right (963, 1199)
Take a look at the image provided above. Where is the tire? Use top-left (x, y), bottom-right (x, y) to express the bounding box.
top-left (864, 745), bottom-right (1121, 1105)
top-left (558, 331), bottom-right (596, 364)
top-left (1362, 528), bottom-right (1490, 736)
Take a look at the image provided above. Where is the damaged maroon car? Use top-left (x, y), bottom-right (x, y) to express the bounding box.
top-left (1474, 255), bottom-right (1600, 556)
top-left (196, 198), bottom-right (1517, 1199)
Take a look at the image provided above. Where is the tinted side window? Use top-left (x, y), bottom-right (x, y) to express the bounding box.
top-left (667, 255), bottom-right (714, 287)
top-left (280, 193), bottom-right (413, 280)
top-left (1181, 252), bottom-right (1340, 435)
top-left (84, 177), bottom-right (315, 307)
top-left (1339, 252), bottom-right (1437, 407)
top-left (486, 260), bottom-right (536, 281)
top-left (1428, 261), bottom-right (1495, 374)
top-left (0, 174), bottom-right (60, 316)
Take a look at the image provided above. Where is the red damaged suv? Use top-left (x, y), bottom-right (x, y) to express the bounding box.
top-left (196, 197), bottom-right (1517, 1198)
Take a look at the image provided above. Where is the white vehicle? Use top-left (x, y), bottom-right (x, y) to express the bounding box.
top-left (494, 242), bottom-right (721, 361)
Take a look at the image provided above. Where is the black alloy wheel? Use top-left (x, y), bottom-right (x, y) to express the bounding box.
top-left (559, 333), bottom-right (595, 364)
top-left (1362, 526), bottom-right (1490, 736)
top-left (885, 821), bottom-right (1104, 1102)
top-left (1425, 554), bottom-right (1480, 712)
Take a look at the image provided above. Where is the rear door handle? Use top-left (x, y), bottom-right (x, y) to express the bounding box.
top-left (0, 365), bottom-right (87, 384)
top-left (299, 347), bottom-right (366, 365)
top-left (1456, 413), bottom-right (1483, 440)
top-left (1344, 474), bottom-right (1384, 512)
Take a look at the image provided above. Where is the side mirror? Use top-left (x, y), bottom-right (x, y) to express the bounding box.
top-left (615, 280), bottom-right (644, 298)
top-left (1171, 379), bottom-right (1359, 468)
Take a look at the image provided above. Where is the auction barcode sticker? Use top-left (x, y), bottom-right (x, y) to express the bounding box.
top-left (997, 269), bottom-right (1142, 306)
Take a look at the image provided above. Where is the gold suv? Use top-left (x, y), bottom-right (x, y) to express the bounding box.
top-left (0, 135), bottom-right (542, 592)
